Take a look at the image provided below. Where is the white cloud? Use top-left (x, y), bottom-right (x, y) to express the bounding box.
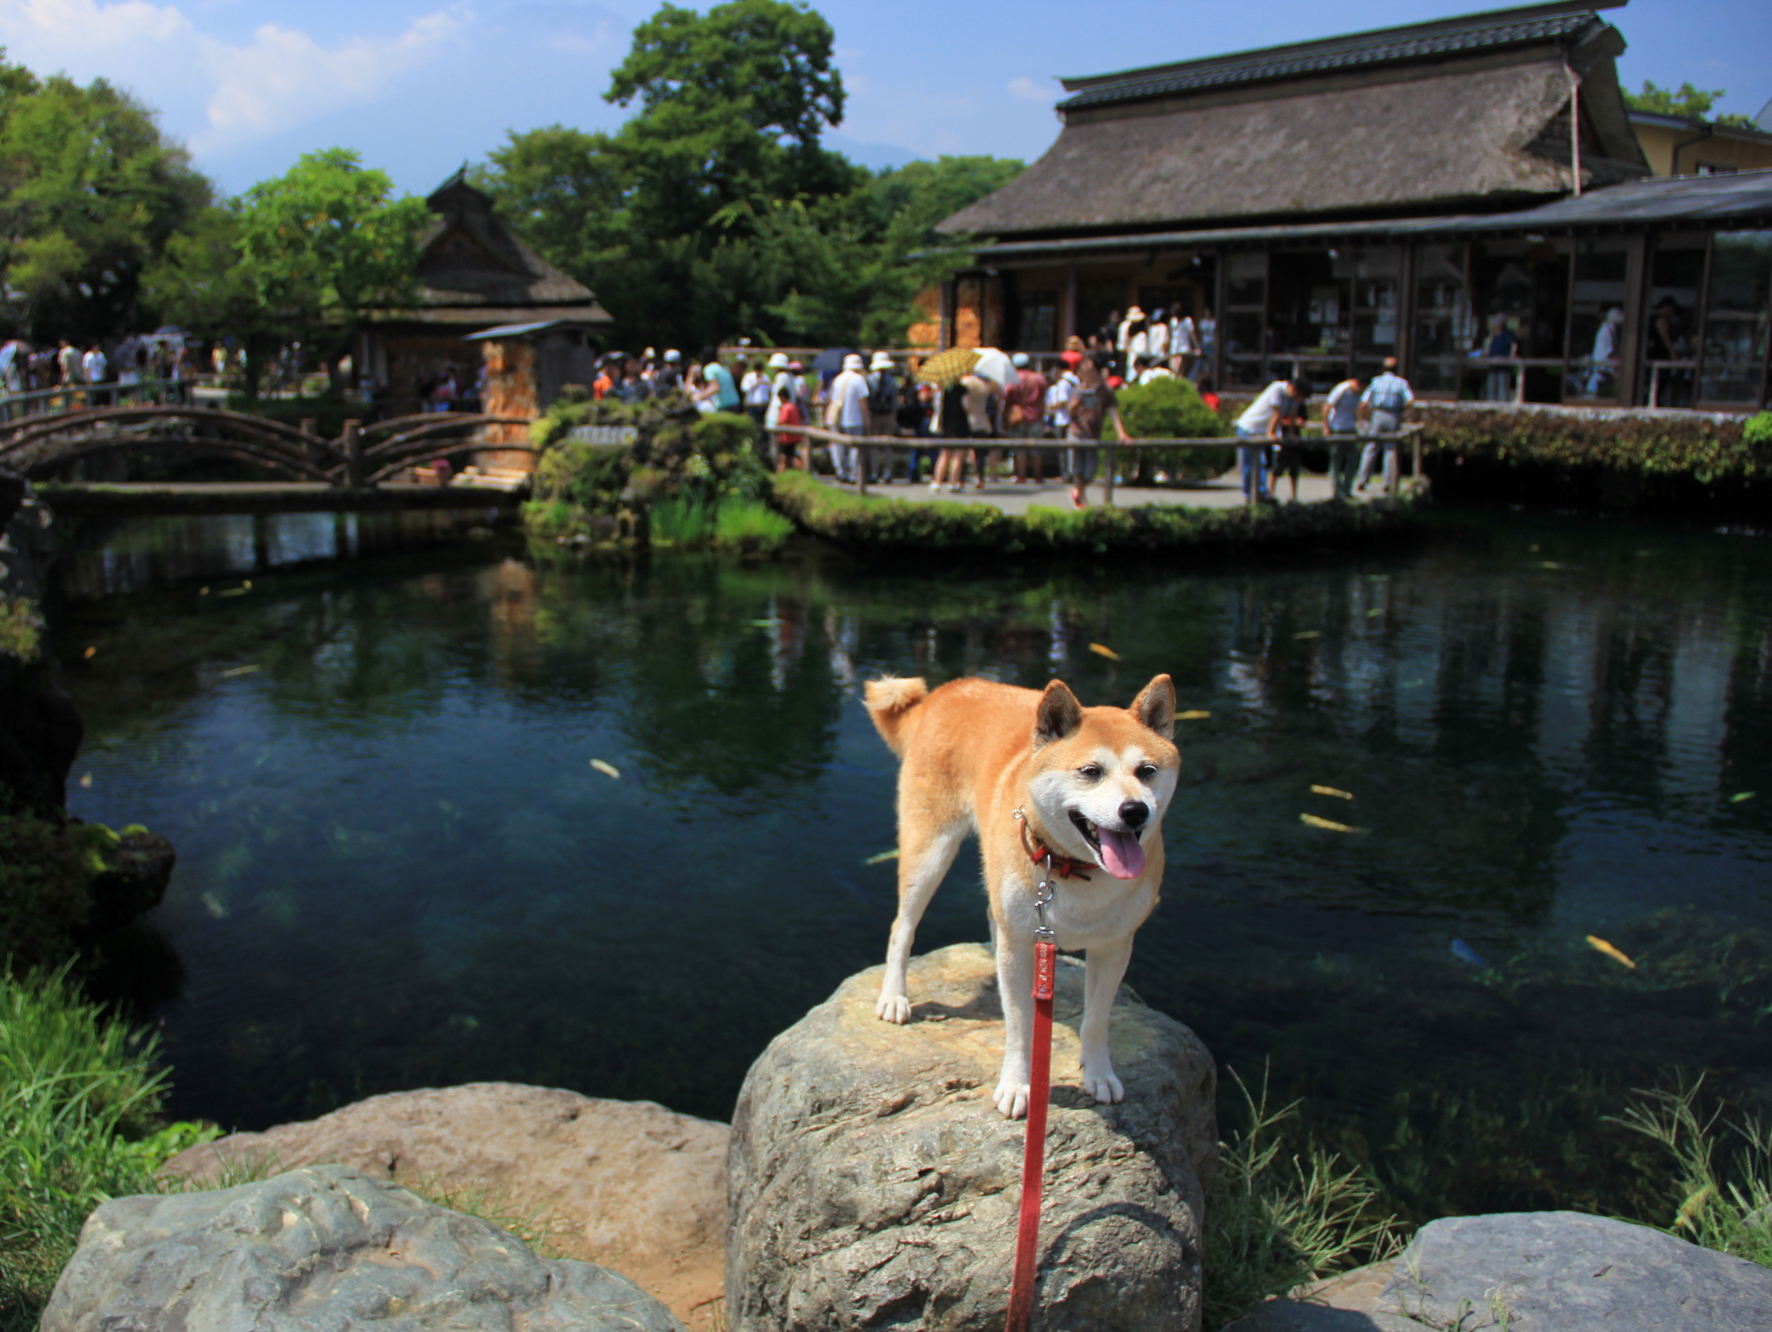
top-left (0, 0), bottom-right (470, 155)
top-left (1007, 75), bottom-right (1054, 102)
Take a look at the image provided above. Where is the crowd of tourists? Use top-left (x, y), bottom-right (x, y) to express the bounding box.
top-left (0, 334), bottom-right (203, 418)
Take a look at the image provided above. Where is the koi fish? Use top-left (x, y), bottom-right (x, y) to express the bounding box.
top-left (863, 849), bottom-right (899, 865)
top-left (1300, 813), bottom-right (1365, 834)
top-left (221, 664), bottom-right (260, 678)
top-left (1311, 785), bottom-right (1354, 801)
top-left (1089, 643), bottom-right (1121, 661)
top-left (1586, 935), bottom-right (1636, 969)
top-left (590, 759), bottom-right (621, 780)
top-left (1177, 710), bottom-right (1212, 721)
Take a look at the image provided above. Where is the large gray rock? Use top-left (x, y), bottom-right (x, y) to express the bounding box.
top-left (727, 942), bottom-right (1216, 1332)
top-left (41, 1163), bottom-right (687, 1332)
top-left (165, 1083), bottom-right (727, 1328)
top-left (1373, 1211), bottom-right (1772, 1331)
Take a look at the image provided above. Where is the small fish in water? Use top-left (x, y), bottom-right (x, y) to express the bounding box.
top-left (1311, 784), bottom-right (1355, 801)
top-left (1450, 938), bottom-right (1486, 968)
top-left (217, 585), bottom-right (250, 599)
top-left (1539, 560), bottom-right (1564, 570)
top-left (82, 646), bottom-right (96, 659)
top-left (199, 892), bottom-right (228, 919)
top-left (1300, 813), bottom-right (1365, 834)
top-left (1366, 608), bottom-right (1384, 617)
top-left (221, 664), bottom-right (260, 678)
top-left (1586, 935), bottom-right (1636, 969)
top-left (590, 759), bottom-right (621, 779)
top-left (1294, 630), bottom-right (1322, 640)
top-left (199, 586), bottom-right (210, 596)
top-left (863, 849), bottom-right (899, 865)
top-left (77, 773), bottom-right (92, 789)
top-left (1731, 792), bottom-right (1755, 804)
top-left (1089, 642), bottom-right (1120, 661)
top-left (1177, 709), bottom-right (1212, 721)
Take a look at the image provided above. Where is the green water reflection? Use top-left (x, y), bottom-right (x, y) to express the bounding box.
top-left (61, 513), bottom-right (1772, 1224)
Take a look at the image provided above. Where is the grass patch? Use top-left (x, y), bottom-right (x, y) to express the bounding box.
top-left (1204, 1068), bottom-right (1403, 1331)
top-left (650, 495), bottom-right (719, 546)
top-left (0, 965), bottom-right (215, 1329)
top-left (1611, 1076), bottom-right (1772, 1268)
top-left (713, 497), bottom-right (794, 552)
top-left (770, 469), bottom-right (1415, 555)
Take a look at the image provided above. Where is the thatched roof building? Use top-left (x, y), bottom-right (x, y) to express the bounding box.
top-left (360, 171), bottom-right (609, 416)
top-left (932, 1), bottom-right (1772, 414)
top-left (943, 1), bottom-right (1644, 241)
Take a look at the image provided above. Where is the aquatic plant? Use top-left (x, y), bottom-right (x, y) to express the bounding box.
top-left (0, 814), bottom-right (93, 975)
top-left (1611, 1075), bottom-right (1772, 1269)
top-left (1203, 1067), bottom-right (1402, 1330)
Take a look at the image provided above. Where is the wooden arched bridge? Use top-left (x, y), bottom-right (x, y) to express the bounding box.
top-left (0, 405), bottom-right (540, 498)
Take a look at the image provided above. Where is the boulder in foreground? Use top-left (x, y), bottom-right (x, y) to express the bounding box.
top-left (1372, 1210), bottom-right (1772, 1331)
top-left (41, 1163), bottom-right (686, 1331)
top-left (165, 1083), bottom-right (727, 1326)
top-left (727, 942), bottom-right (1216, 1331)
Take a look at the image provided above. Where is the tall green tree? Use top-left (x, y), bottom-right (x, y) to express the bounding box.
top-left (475, 2), bottom-right (1024, 350)
top-left (0, 53), bottom-right (210, 343)
top-left (1624, 80), bottom-right (1757, 130)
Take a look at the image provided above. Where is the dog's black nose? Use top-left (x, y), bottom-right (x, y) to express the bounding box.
top-left (1119, 800), bottom-right (1149, 830)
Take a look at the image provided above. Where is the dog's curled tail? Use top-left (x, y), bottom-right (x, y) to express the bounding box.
top-left (864, 676), bottom-right (928, 756)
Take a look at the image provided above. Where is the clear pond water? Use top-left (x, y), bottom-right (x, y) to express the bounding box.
top-left (58, 510), bottom-right (1772, 1224)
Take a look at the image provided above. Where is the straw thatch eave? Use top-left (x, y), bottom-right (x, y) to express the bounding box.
top-left (942, 37), bottom-right (1646, 239)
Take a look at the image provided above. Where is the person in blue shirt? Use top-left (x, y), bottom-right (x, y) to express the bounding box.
top-left (1355, 358), bottom-right (1414, 494)
top-left (700, 346), bottom-right (741, 413)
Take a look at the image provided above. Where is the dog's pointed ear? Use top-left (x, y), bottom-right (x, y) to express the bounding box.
top-left (1033, 679), bottom-right (1084, 749)
top-left (1130, 674), bottom-right (1176, 739)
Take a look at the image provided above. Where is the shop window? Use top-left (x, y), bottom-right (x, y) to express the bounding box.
top-left (1413, 244), bottom-right (1472, 395)
top-left (1700, 231), bottom-right (1771, 405)
top-left (1470, 240), bottom-right (1569, 403)
top-left (1268, 250), bottom-right (1346, 391)
top-left (1074, 281), bottom-right (1128, 349)
top-left (1642, 236), bottom-right (1704, 408)
top-left (1345, 247), bottom-right (1400, 383)
top-left (1014, 291), bottom-right (1058, 353)
top-left (1567, 239), bottom-right (1630, 402)
top-left (1223, 252), bottom-right (1267, 388)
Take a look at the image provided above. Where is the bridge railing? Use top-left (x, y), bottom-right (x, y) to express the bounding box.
top-left (0, 376), bottom-right (195, 420)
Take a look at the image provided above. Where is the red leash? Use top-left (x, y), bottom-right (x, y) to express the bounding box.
top-left (1006, 825), bottom-right (1060, 1332)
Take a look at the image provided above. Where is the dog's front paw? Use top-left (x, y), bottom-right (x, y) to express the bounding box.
top-left (1083, 1067), bottom-right (1125, 1105)
top-left (993, 1081), bottom-right (1031, 1119)
top-left (875, 992), bottom-right (912, 1024)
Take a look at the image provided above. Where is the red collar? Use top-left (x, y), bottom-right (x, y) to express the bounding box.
top-left (1018, 815), bottom-right (1093, 882)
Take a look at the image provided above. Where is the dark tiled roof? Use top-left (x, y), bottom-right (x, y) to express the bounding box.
top-left (1057, 4), bottom-right (1608, 113)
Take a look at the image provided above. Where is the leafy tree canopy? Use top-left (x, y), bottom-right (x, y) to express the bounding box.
top-left (1624, 80), bottom-right (1758, 130)
top-left (476, 0), bottom-right (1023, 351)
top-left (0, 51), bottom-right (210, 343)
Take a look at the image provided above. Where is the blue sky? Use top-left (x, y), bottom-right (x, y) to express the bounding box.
top-left (1, 0), bottom-right (1766, 196)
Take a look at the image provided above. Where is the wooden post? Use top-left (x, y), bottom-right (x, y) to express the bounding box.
top-left (1412, 432), bottom-right (1423, 487)
top-left (1102, 443), bottom-right (1115, 507)
top-left (856, 441), bottom-right (867, 496)
top-left (344, 419), bottom-right (363, 489)
top-left (300, 417), bottom-right (317, 467)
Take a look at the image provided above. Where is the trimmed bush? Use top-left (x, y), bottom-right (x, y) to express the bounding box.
top-left (1108, 375), bottom-right (1235, 483)
top-left (769, 470), bottom-right (1413, 555)
top-left (1411, 404), bottom-right (1761, 484)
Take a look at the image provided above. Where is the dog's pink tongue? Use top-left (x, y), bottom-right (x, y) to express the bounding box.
top-left (1097, 829), bottom-right (1146, 879)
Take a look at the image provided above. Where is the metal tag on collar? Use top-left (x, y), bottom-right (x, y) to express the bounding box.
top-left (1034, 858), bottom-right (1057, 942)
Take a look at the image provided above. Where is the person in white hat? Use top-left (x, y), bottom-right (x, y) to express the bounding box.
top-left (657, 348), bottom-right (682, 394)
top-left (825, 352), bottom-right (870, 483)
top-left (764, 350), bottom-right (794, 435)
top-left (865, 352), bottom-right (901, 479)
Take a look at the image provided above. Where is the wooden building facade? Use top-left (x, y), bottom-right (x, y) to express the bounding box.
top-left (358, 170), bottom-right (610, 419)
top-left (937, 1), bottom-right (1772, 412)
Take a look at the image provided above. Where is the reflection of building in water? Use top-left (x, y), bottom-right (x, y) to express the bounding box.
top-left (935, 3), bottom-right (1772, 413)
top-left (482, 557), bottom-right (539, 684)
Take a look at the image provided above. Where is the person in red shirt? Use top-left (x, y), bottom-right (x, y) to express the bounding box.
top-left (1002, 352), bottom-right (1049, 483)
top-left (773, 384), bottom-right (804, 473)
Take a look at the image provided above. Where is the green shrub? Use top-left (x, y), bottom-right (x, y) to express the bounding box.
top-left (1611, 1076), bottom-right (1772, 1269)
top-left (1744, 411), bottom-right (1772, 448)
top-left (0, 966), bottom-right (215, 1329)
top-left (713, 497), bottom-right (795, 552)
top-left (0, 815), bottom-right (93, 975)
top-left (0, 599), bottom-right (41, 663)
top-left (525, 399), bottom-right (771, 545)
top-left (769, 470), bottom-right (1414, 555)
top-left (1204, 1069), bottom-right (1403, 1330)
top-left (1415, 404), bottom-right (1763, 484)
top-left (1108, 376), bottom-right (1235, 483)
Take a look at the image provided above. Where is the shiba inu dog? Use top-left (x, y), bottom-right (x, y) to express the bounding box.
top-left (863, 673), bottom-right (1179, 1118)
